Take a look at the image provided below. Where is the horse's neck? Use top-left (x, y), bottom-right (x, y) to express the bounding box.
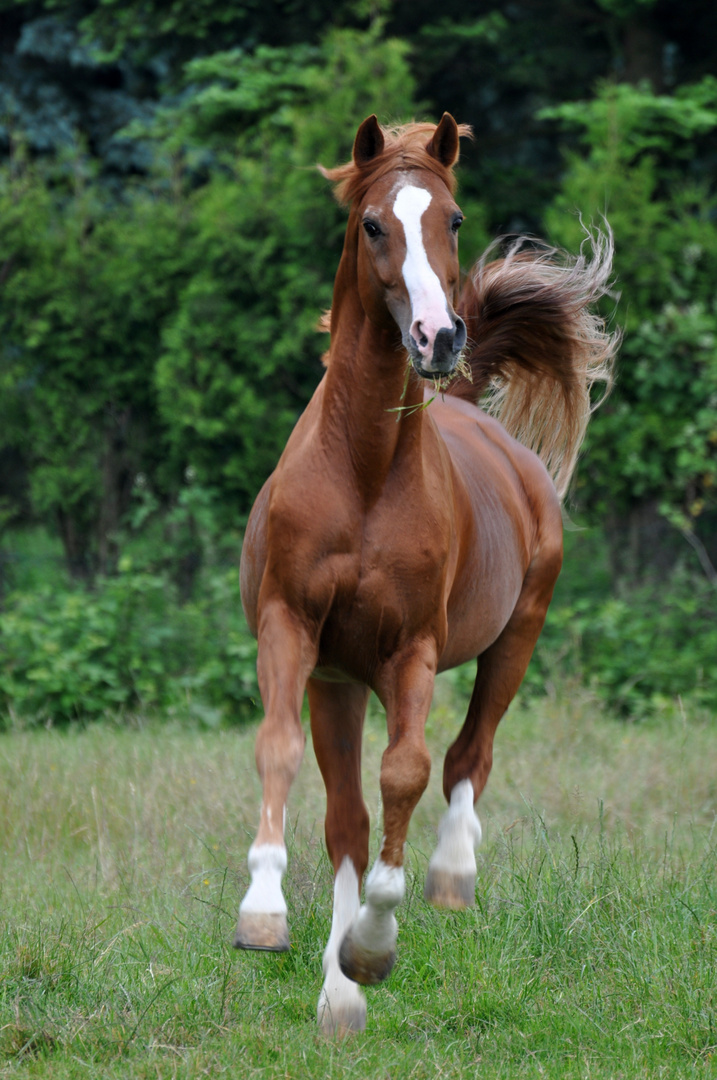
top-left (320, 262), bottom-right (426, 499)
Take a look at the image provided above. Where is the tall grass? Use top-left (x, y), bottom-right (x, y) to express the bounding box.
top-left (1, 688), bottom-right (715, 1078)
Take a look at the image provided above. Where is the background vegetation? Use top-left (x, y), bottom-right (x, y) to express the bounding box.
top-left (1, 6), bottom-right (715, 1076)
top-left (1, 0), bottom-right (717, 723)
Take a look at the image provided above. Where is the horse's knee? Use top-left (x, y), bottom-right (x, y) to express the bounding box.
top-left (255, 714), bottom-right (306, 782)
top-left (381, 738), bottom-right (431, 802)
top-left (378, 739), bottom-right (431, 864)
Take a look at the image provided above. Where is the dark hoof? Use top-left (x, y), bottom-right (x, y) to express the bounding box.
top-left (233, 911), bottom-right (290, 951)
top-left (424, 867), bottom-right (475, 909)
top-left (339, 932), bottom-right (396, 986)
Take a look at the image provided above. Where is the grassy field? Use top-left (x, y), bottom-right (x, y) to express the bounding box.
top-left (1, 681), bottom-right (715, 1078)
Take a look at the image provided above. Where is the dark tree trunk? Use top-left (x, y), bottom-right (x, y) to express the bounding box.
top-left (97, 406), bottom-right (135, 577)
top-left (605, 500), bottom-right (682, 582)
top-left (56, 506), bottom-right (93, 581)
top-left (621, 16), bottom-right (666, 89)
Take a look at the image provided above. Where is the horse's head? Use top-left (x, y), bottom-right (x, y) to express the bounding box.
top-left (350, 114), bottom-right (468, 378)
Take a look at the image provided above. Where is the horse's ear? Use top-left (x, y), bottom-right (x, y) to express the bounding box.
top-left (427, 113), bottom-right (460, 168)
top-left (353, 115), bottom-right (385, 166)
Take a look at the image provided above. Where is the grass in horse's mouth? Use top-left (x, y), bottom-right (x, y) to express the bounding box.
top-left (387, 354), bottom-right (472, 419)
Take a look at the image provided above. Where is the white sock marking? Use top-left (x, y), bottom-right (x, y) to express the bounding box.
top-left (428, 778), bottom-right (482, 878)
top-left (239, 842), bottom-right (287, 915)
top-left (317, 857), bottom-right (366, 1030)
top-left (348, 855), bottom-right (405, 954)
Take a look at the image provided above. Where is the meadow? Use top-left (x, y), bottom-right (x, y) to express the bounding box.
top-left (1, 682), bottom-right (715, 1079)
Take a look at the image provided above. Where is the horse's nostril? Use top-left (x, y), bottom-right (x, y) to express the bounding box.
top-left (413, 321), bottom-right (429, 349)
top-left (454, 317), bottom-right (467, 352)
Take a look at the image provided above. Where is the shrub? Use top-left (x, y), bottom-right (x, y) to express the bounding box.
top-left (0, 562), bottom-right (259, 727)
top-left (526, 538), bottom-right (717, 717)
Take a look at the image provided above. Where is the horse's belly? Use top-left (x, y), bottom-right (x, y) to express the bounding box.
top-left (311, 664), bottom-right (365, 684)
top-left (439, 525), bottom-right (529, 670)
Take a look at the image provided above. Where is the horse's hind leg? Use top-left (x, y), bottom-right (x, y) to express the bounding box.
top-left (425, 552), bottom-right (561, 909)
top-left (233, 601), bottom-right (317, 951)
top-left (308, 678), bottom-right (371, 1036)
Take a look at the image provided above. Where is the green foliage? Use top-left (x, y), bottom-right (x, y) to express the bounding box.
top-left (587, 286), bottom-right (717, 526)
top-left (146, 27), bottom-right (419, 508)
top-left (543, 78), bottom-right (717, 318)
top-left (0, 10), bottom-right (158, 176)
top-left (0, 499), bottom-right (260, 726)
top-left (542, 76), bottom-right (717, 163)
top-left (65, 0), bottom-right (363, 60)
top-left (137, 28), bottom-right (415, 157)
top-left (522, 532), bottom-right (717, 717)
top-left (0, 155), bottom-right (193, 573)
top-left (0, 25), bottom-right (420, 571)
top-left (543, 79), bottom-right (717, 533)
top-left (0, 562), bottom-right (259, 727)
top-left (0, 577), bottom-right (258, 729)
top-left (535, 575), bottom-right (717, 717)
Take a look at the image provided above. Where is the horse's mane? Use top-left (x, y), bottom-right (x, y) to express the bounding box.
top-left (319, 121), bottom-right (472, 207)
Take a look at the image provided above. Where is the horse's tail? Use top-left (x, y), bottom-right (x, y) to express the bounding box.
top-left (450, 226), bottom-right (620, 500)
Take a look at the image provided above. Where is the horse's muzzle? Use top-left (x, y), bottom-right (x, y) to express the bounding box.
top-left (410, 316), bottom-right (467, 379)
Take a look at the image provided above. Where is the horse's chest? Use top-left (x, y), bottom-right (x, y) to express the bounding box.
top-left (316, 508), bottom-right (450, 677)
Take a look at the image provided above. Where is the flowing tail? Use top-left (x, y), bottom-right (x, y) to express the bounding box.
top-left (450, 227), bottom-right (620, 500)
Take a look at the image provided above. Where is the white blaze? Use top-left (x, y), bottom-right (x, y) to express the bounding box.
top-left (393, 184), bottom-right (453, 364)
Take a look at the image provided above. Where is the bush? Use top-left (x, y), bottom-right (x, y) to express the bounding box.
top-left (525, 534), bottom-right (717, 717)
top-left (0, 561), bottom-right (259, 727)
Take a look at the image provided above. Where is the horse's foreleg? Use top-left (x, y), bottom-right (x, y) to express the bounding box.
top-left (425, 557), bottom-right (559, 909)
top-left (233, 602), bottom-right (317, 952)
top-left (308, 679), bottom-right (370, 1036)
top-left (339, 644), bottom-right (435, 986)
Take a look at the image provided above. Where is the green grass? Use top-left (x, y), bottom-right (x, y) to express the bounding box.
top-left (0, 685), bottom-right (715, 1078)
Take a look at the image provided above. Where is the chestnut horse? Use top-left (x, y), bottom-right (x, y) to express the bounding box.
top-left (234, 113), bottom-right (617, 1034)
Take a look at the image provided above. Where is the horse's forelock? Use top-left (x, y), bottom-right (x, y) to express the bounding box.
top-left (318, 121), bottom-right (472, 207)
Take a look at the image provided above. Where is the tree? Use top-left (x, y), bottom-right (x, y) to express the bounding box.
top-left (0, 25), bottom-right (419, 576)
top-left (542, 78), bottom-right (717, 576)
top-left (0, 157), bottom-right (191, 576)
top-left (146, 27), bottom-right (420, 512)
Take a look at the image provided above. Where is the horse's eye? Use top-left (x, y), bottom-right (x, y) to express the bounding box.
top-left (363, 220), bottom-right (381, 239)
top-left (451, 214), bottom-right (464, 234)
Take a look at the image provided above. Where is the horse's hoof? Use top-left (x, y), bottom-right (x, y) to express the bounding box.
top-left (317, 992), bottom-right (367, 1037)
top-left (338, 931), bottom-right (396, 986)
top-left (424, 867), bottom-right (475, 909)
top-left (233, 912), bottom-right (290, 951)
